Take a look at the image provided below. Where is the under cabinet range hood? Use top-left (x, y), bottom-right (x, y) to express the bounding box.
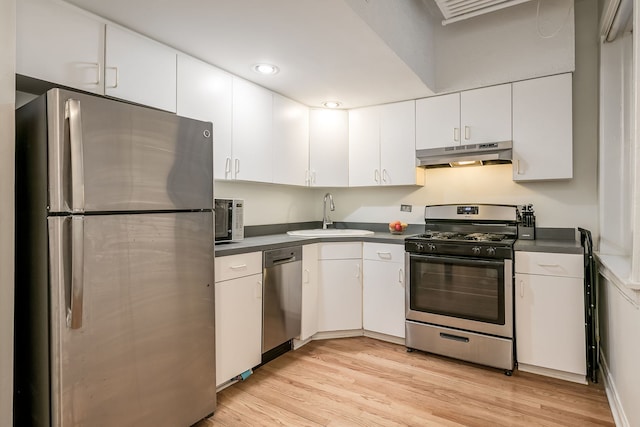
top-left (416, 141), bottom-right (512, 168)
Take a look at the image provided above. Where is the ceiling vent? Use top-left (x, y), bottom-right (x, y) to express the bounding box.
top-left (434, 0), bottom-right (534, 25)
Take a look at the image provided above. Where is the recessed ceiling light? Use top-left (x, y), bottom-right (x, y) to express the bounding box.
top-left (253, 63), bottom-right (279, 75)
top-left (321, 101), bottom-right (342, 109)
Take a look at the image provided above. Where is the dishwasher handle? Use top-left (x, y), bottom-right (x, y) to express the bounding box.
top-left (263, 246), bottom-right (303, 268)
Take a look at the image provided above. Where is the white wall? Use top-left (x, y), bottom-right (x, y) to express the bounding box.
top-left (434, 0), bottom-right (576, 93)
top-left (0, 0), bottom-right (15, 424)
top-left (598, 274), bottom-right (640, 427)
top-left (344, 0), bottom-right (437, 92)
top-left (215, 181), bottom-right (322, 226)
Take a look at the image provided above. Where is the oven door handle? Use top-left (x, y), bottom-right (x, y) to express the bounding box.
top-left (408, 253), bottom-right (505, 268)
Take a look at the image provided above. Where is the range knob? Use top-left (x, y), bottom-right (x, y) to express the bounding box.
top-left (486, 247), bottom-right (496, 256)
top-left (471, 246), bottom-right (481, 255)
top-left (415, 242), bottom-right (424, 251)
top-left (427, 243), bottom-right (437, 252)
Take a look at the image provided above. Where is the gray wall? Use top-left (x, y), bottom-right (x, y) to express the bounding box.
top-left (0, 0), bottom-right (15, 424)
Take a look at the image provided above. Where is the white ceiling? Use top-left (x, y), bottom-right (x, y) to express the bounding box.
top-left (63, 0), bottom-right (443, 109)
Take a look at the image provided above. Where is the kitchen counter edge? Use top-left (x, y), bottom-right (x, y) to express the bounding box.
top-left (215, 232), bottom-right (409, 257)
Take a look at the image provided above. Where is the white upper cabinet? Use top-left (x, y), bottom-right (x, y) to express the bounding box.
top-left (460, 84), bottom-right (512, 144)
top-left (512, 73), bottom-right (573, 181)
top-left (416, 84), bottom-right (512, 150)
top-left (415, 93), bottom-right (460, 149)
top-left (349, 101), bottom-right (422, 187)
top-left (105, 25), bottom-right (177, 113)
top-left (308, 109), bottom-right (349, 187)
top-left (231, 77), bottom-right (273, 182)
top-left (272, 95), bottom-right (309, 186)
top-left (176, 55), bottom-right (233, 181)
top-left (379, 101), bottom-right (421, 186)
top-left (17, 0), bottom-right (105, 95)
top-left (349, 106), bottom-right (381, 186)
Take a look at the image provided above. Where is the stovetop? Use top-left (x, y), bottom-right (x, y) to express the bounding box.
top-left (415, 231), bottom-right (514, 243)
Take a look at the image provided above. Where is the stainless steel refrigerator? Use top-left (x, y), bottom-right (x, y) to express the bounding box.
top-left (14, 88), bottom-right (216, 426)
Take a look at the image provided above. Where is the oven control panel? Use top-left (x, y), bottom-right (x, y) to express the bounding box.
top-left (404, 240), bottom-right (513, 260)
top-left (457, 206), bottom-right (478, 215)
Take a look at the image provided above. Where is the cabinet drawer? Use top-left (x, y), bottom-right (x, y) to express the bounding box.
top-left (363, 242), bottom-right (404, 263)
top-left (318, 242), bottom-right (362, 260)
top-left (515, 251), bottom-right (583, 278)
top-left (215, 251), bottom-right (262, 282)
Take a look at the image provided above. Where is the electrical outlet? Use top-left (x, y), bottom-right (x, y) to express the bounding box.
top-left (400, 204), bottom-right (412, 212)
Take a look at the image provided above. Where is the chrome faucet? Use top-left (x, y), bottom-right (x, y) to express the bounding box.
top-left (322, 193), bottom-right (335, 229)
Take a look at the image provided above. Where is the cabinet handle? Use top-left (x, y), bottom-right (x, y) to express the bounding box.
top-left (382, 169), bottom-right (389, 183)
top-left (453, 127), bottom-right (460, 142)
top-left (464, 126), bottom-right (470, 140)
top-left (519, 280), bottom-right (524, 298)
top-left (374, 169), bottom-right (380, 183)
top-left (229, 264), bottom-right (247, 270)
top-left (225, 157), bottom-right (231, 178)
top-left (537, 263), bottom-right (560, 268)
top-left (516, 159), bottom-right (523, 175)
top-left (399, 268), bottom-right (404, 287)
top-left (305, 169), bottom-right (310, 186)
top-left (90, 62), bottom-right (101, 86)
top-left (303, 268), bottom-right (310, 284)
top-left (355, 263), bottom-right (361, 279)
top-left (256, 281), bottom-right (262, 299)
top-left (235, 158), bottom-right (240, 178)
top-left (377, 251), bottom-right (392, 260)
top-left (106, 66), bottom-right (119, 89)
top-left (312, 171), bottom-right (317, 184)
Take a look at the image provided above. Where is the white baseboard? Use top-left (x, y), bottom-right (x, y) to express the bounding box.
top-left (517, 363), bottom-right (587, 384)
top-left (600, 351), bottom-right (630, 427)
top-left (362, 330), bottom-right (405, 346)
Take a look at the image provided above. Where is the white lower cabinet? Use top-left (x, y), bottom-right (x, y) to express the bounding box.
top-left (515, 251), bottom-right (586, 383)
top-left (317, 242), bottom-right (363, 332)
top-left (214, 252), bottom-right (263, 387)
top-left (299, 244), bottom-right (319, 341)
top-left (362, 243), bottom-right (405, 339)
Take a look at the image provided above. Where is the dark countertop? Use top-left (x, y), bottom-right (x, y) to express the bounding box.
top-left (514, 228), bottom-right (583, 255)
top-left (214, 231), bottom-right (409, 257)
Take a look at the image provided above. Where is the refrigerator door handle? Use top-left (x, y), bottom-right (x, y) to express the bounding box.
top-left (65, 98), bottom-right (85, 213)
top-left (68, 216), bottom-right (85, 329)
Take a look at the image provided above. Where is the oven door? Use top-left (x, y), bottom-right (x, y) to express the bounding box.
top-left (406, 253), bottom-right (513, 338)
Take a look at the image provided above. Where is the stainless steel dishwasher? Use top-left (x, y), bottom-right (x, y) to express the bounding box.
top-left (262, 246), bottom-right (302, 356)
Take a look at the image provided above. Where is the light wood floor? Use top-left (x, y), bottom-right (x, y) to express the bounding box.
top-left (195, 337), bottom-right (614, 426)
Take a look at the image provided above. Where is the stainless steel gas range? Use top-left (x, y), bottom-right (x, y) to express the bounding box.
top-left (404, 204), bottom-right (518, 375)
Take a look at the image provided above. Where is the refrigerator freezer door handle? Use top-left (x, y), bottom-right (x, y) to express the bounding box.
top-left (68, 216), bottom-right (85, 329)
top-left (65, 98), bottom-right (86, 213)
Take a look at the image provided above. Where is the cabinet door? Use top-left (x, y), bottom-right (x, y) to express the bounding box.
top-left (176, 55), bottom-right (232, 181)
top-left (317, 259), bottom-right (362, 331)
top-left (415, 93), bottom-right (460, 149)
top-left (17, 0), bottom-right (104, 95)
top-left (272, 95), bottom-right (309, 186)
top-left (363, 260), bottom-right (405, 338)
top-left (215, 273), bottom-right (263, 386)
top-left (379, 100), bottom-right (422, 186)
top-left (309, 109), bottom-right (349, 187)
top-left (515, 273), bottom-right (586, 376)
top-left (349, 106), bottom-right (381, 187)
top-left (232, 77), bottom-right (273, 182)
top-left (300, 244), bottom-right (319, 341)
top-left (512, 73), bottom-right (573, 181)
top-left (460, 84), bottom-right (511, 144)
top-left (105, 25), bottom-right (177, 112)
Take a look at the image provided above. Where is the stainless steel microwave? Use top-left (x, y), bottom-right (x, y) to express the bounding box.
top-left (214, 198), bottom-right (244, 242)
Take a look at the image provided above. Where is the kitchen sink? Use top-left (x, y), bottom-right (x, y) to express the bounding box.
top-left (287, 229), bottom-right (375, 237)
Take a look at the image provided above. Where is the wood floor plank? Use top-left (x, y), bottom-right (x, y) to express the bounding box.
top-left (193, 337), bottom-right (614, 427)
